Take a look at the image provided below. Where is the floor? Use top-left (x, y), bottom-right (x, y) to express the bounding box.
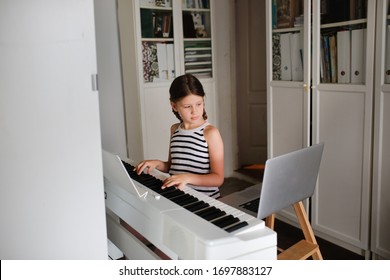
top-left (220, 168), bottom-right (364, 260)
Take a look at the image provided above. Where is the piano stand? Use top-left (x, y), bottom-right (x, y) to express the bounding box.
top-left (106, 212), bottom-right (164, 260)
top-left (119, 218), bottom-right (171, 260)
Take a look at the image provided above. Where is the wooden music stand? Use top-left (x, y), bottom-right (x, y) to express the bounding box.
top-left (266, 201), bottom-right (323, 260)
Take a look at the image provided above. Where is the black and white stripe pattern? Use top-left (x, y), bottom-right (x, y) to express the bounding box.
top-left (169, 122), bottom-right (220, 198)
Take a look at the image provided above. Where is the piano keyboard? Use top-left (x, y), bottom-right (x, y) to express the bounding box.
top-left (121, 161), bottom-right (250, 233)
top-left (102, 149), bottom-right (276, 259)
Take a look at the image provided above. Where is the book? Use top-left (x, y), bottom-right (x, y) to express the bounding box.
top-left (320, 35), bottom-right (327, 83)
top-left (329, 34), bottom-right (337, 83)
top-left (162, 14), bottom-right (172, 38)
top-left (140, 9), bottom-right (154, 38)
top-left (337, 30), bottom-right (351, 83)
top-left (321, 34), bottom-right (331, 83)
top-left (272, 0), bottom-right (277, 29)
top-left (351, 29), bottom-right (365, 84)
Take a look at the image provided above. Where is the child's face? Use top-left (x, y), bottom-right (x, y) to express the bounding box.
top-left (171, 94), bottom-right (204, 125)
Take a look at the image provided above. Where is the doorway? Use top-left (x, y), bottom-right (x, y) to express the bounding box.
top-left (235, 0), bottom-right (268, 169)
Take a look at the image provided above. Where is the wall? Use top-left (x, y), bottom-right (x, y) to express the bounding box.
top-left (213, 0), bottom-right (238, 176)
top-left (94, 0), bottom-right (128, 159)
top-left (0, 0), bottom-right (107, 259)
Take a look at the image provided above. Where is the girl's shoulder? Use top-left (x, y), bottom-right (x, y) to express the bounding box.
top-left (203, 123), bottom-right (221, 138)
top-left (170, 123), bottom-right (180, 133)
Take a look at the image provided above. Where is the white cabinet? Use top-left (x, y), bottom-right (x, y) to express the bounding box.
top-left (310, 0), bottom-right (374, 255)
top-left (267, 0), bottom-right (390, 258)
top-left (371, 0), bottom-right (390, 260)
top-left (266, 0), bottom-right (312, 225)
top-left (117, 0), bottom-right (217, 162)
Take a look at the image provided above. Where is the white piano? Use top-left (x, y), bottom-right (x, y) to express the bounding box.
top-left (103, 150), bottom-right (276, 260)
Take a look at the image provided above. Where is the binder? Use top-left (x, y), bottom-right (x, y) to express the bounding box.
top-left (351, 29), bottom-right (365, 84)
top-left (166, 43), bottom-right (175, 79)
top-left (337, 30), bottom-right (351, 83)
top-left (386, 25), bottom-right (390, 84)
top-left (156, 43), bottom-right (168, 81)
top-left (280, 32), bottom-right (292, 81)
top-left (290, 32), bottom-right (303, 81)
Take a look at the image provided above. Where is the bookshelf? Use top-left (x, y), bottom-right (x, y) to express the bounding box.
top-left (271, 0), bottom-right (304, 82)
top-left (267, 0), bottom-right (390, 259)
top-left (182, 1), bottom-right (213, 78)
top-left (138, 0), bottom-right (214, 83)
top-left (139, 1), bottom-right (174, 83)
top-left (117, 0), bottom-right (217, 162)
top-left (318, 0), bottom-right (368, 84)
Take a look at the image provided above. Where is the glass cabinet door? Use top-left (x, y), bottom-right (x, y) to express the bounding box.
top-left (319, 0), bottom-right (368, 84)
top-left (139, 0), bottom-right (175, 83)
top-left (182, 0), bottom-right (213, 78)
top-left (271, 0), bottom-right (304, 82)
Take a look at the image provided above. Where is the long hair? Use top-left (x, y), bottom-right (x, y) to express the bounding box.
top-left (169, 74), bottom-right (208, 122)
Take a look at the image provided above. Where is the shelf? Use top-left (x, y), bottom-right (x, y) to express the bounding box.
top-left (139, 0), bottom-right (172, 9)
top-left (321, 18), bottom-right (367, 29)
top-left (272, 26), bottom-right (303, 33)
top-left (185, 61), bottom-right (212, 65)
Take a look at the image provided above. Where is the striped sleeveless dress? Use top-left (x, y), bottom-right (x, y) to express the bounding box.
top-left (169, 122), bottom-right (220, 198)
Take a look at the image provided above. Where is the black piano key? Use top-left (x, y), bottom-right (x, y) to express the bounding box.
top-left (184, 201), bottom-right (209, 212)
top-left (196, 206), bottom-right (219, 217)
top-left (212, 215), bottom-right (240, 228)
top-left (171, 193), bottom-right (193, 204)
top-left (136, 176), bottom-right (158, 184)
top-left (175, 195), bottom-right (198, 207)
top-left (161, 189), bottom-right (184, 198)
top-left (201, 209), bottom-right (226, 221)
top-left (225, 221), bottom-right (249, 233)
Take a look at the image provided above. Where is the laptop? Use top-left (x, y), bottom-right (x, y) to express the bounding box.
top-left (220, 143), bottom-right (324, 220)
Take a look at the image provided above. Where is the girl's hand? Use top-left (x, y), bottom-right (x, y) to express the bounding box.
top-left (162, 174), bottom-right (192, 190)
top-left (134, 160), bottom-right (160, 175)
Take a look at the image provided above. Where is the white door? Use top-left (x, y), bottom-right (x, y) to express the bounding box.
top-left (0, 0), bottom-right (107, 259)
top-left (236, 0), bottom-right (268, 166)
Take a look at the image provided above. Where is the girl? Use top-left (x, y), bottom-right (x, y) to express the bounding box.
top-left (135, 73), bottom-right (224, 198)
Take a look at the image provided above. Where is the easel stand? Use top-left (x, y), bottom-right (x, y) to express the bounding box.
top-left (266, 201), bottom-right (323, 260)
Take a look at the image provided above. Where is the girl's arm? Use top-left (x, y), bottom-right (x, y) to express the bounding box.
top-left (162, 124), bottom-right (224, 189)
top-left (134, 123), bottom-right (179, 175)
